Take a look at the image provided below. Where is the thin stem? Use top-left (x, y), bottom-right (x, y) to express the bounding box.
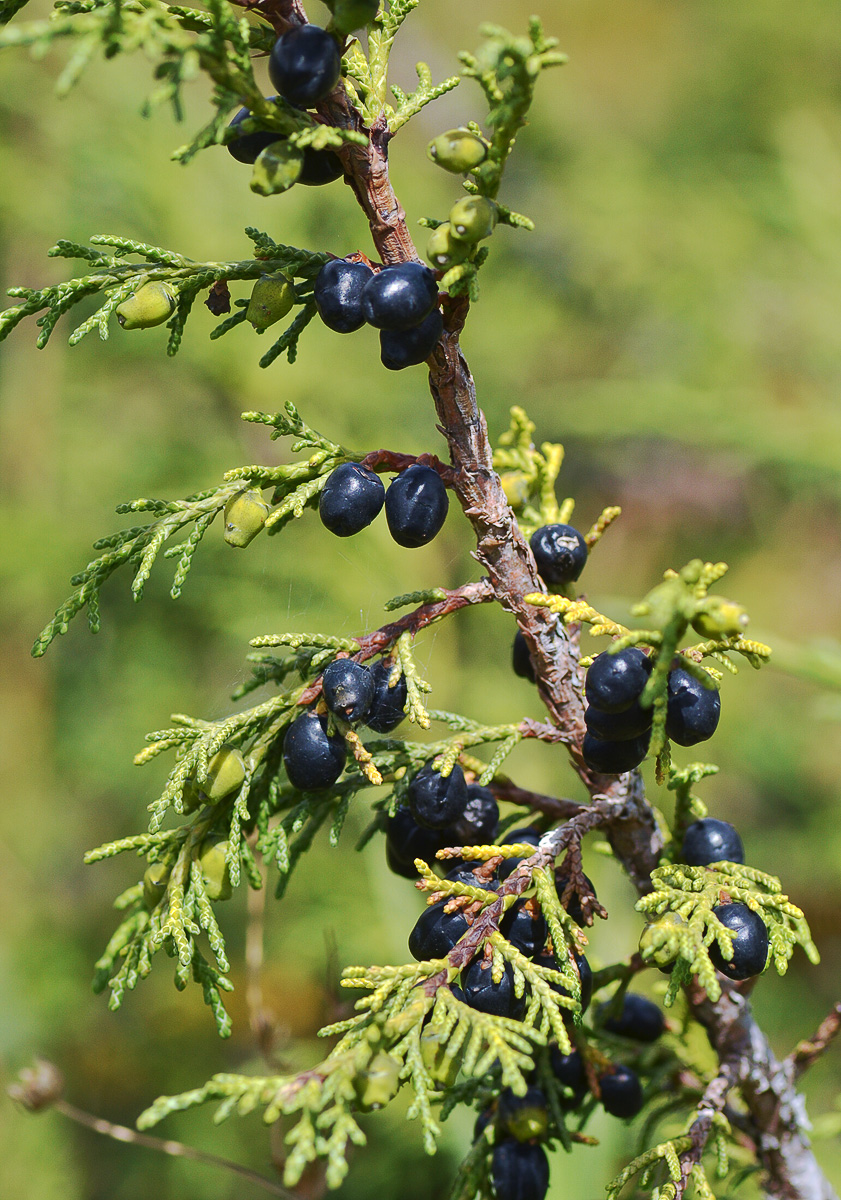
top-left (54, 1099), bottom-right (294, 1198)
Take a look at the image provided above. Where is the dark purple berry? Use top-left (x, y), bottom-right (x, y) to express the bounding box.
top-left (321, 659), bottom-right (374, 724)
top-left (491, 1139), bottom-right (549, 1200)
top-left (599, 1065), bottom-right (643, 1118)
top-left (314, 260), bottom-right (374, 333)
top-left (298, 146), bottom-right (343, 185)
top-left (582, 729), bottom-right (650, 774)
top-left (449, 784), bottom-right (499, 845)
top-left (666, 668), bottom-right (721, 746)
top-left (601, 993), bottom-right (665, 1042)
top-left (497, 1086), bottom-right (549, 1142)
top-left (463, 958), bottom-right (525, 1019)
top-left (584, 698), bottom-right (652, 741)
top-left (385, 807), bottom-right (447, 880)
top-left (319, 462), bottom-right (384, 536)
top-left (226, 104), bottom-right (282, 164)
top-left (385, 464), bottom-right (449, 548)
top-left (709, 902), bottom-right (769, 980)
top-left (549, 1047), bottom-right (588, 1111)
top-left (380, 307), bottom-right (443, 369)
top-left (512, 631), bottom-right (536, 682)
top-left (408, 900), bottom-right (469, 960)
top-left (283, 711), bottom-right (346, 791)
top-left (549, 1046), bottom-right (585, 1090)
top-left (361, 263), bottom-right (438, 331)
top-left (585, 648), bottom-right (652, 713)
top-left (529, 524), bottom-right (587, 586)
top-left (445, 860), bottom-right (498, 889)
top-left (681, 818), bottom-right (744, 867)
top-left (501, 899), bottom-right (548, 958)
top-left (408, 763), bottom-right (468, 830)
top-left (268, 24), bottom-right (341, 108)
top-left (366, 661), bottom-right (408, 732)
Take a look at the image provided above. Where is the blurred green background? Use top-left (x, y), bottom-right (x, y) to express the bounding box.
top-left (3, 0), bottom-right (841, 1196)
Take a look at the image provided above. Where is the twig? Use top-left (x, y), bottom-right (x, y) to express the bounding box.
top-left (674, 1066), bottom-right (736, 1199)
top-left (246, 835), bottom-right (277, 1062)
top-left (789, 1003), bottom-right (841, 1080)
top-left (53, 1099), bottom-right (294, 1198)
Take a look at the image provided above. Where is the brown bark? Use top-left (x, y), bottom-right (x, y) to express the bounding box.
top-left (323, 42), bottom-right (834, 1200)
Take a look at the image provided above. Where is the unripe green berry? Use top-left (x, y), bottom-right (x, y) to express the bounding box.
top-left (250, 141), bottom-right (303, 196)
top-left (199, 839), bottom-right (233, 901)
top-left (448, 196), bottom-right (497, 243)
top-left (426, 222), bottom-right (470, 270)
top-left (690, 597), bottom-right (749, 639)
top-left (354, 1052), bottom-right (401, 1111)
top-left (116, 282), bottom-right (176, 330)
top-left (224, 490), bottom-right (270, 548)
top-left (143, 862), bottom-right (171, 910)
top-left (500, 471), bottom-right (531, 508)
top-left (246, 273), bottom-right (296, 331)
top-left (427, 129), bottom-right (487, 173)
top-left (326, 0), bottom-right (378, 34)
top-left (420, 1026), bottom-right (460, 1086)
top-left (202, 747), bottom-right (247, 801)
top-left (639, 911), bottom-right (686, 967)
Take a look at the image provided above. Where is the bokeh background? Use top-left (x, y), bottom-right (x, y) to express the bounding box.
top-left (3, 0), bottom-right (841, 1196)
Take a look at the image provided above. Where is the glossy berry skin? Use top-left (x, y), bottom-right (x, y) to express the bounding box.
top-left (491, 1140), bottom-right (550, 1200)
top-left (314, 260), bottom-right (374, 333)
top-left (529, 524), bottom-right (588, 586)
top-left (709, 902), bottom-right (769, 980)
top-left (385, 464), bottom-right (449, 548)
top-left (299, 146), bottom-right (343, 185)
top-left (385, 808), bottom-right (446, 880)
top-left (380, 307), bottom-right (443, 370)
top-left (500, 899), bottom-right (548, 958)
top-left (409, 763), bottom-right (468, 830)
top-left (283, 711), bottom-right (346, 791)
top-left (512, 631), bottom-right (536, 682)
top-left (463, 959), bottom-right (526, 1019)
top-left (449, 195), bottom-right (498, 243)
top-left (449, 784), bottom-right (499, 846)
top-left (361, 263), bottom-right (438, 331)
top-left (319, 462), bottom-right (385, 536)
top-left (226, 105), bottom-right (282, 164)
top-left (599, 1065), bottom-right (644, 1118)
top-left (549, 1047), bottom-right (586, 1092)
top-left (585, 648), bottom-right (652, 713)
top-left (584, 699), bottom-right (652, 741)
top-left (445, 861), bottom-right (499, 889)
top-left (365, 660), bottom-right (408, 732)
top-left (601, 993), bottom-right (665, 1042)
top-left (666, 668), bottom-right (721, 746)
top-left (681, 818), bottom-right (744, 866)
top-left (321, 659), bottom-right (374, 723)
top-left (408, 900), bottom-right (469, 960)
top-left (582, 730), bottom-right (650, 774)
top-left (427, 129), bottom-right (487, 174)
top-left (268, 25), bottom-right (341, 108)
top-left (328, 0), bottom-right (379, 35)
top-left (497, 1086), bottom-right (550, 1142)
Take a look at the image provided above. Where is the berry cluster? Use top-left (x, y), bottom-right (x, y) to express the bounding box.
top-left (580, 650), bottom-right (721, 774)
top-left (471, 991), bottom-right (666, 1199)
top-left (314, 258), bottom-right (443, 371)
top-left (319, 460), bottom-right (449, 548)
top-left (282, 660), bottom-right (407, 791)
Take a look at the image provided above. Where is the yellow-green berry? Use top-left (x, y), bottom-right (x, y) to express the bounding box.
top-left (354, 1052), bottom-right (401, 1111)
top-left (224, 490), bottom-right (270, 548)
top-left (246, 272), bottom-right (296, 332)
top-left (116, 282), bottom-right (176, 330)
top-left (199, 839), bottom-right (233, 901)
top-left (427, 129), bottom-right (487, 173)
top-left (449, 196), bottom-right (497, 243)
top-left (426, 222), bottom-right (470, 271)
top-left (202, 747), bottom-right (247, 801)
top-left (143, 862), bottom-right (171, 910)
